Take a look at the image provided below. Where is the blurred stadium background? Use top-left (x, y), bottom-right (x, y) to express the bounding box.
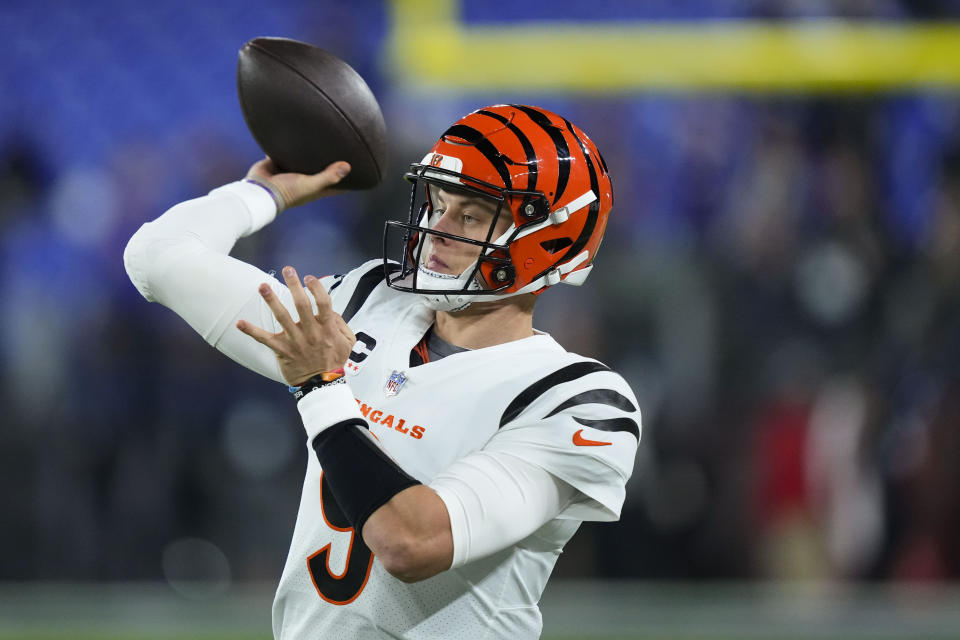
top-left (2, 0), bottom-right (960, 638)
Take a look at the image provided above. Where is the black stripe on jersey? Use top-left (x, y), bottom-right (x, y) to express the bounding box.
top-left (441, 124), bottom-right (513, 190)
top-left (511, 105), bottom-right (570, 204)
top-left (544, 388), bottom-right (637, 418)
top-left (499, 361), bottom-right (610, 428)
top-left (341, 263), bottom-right (401, 323)
top-left (477, 109), bottom-right (538, 192)
top-left (573, 416), bottom-right (639, 440)
top-left (328, 274), bottom-right (346, 292)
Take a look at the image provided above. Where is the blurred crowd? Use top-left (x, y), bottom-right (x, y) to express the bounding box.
top-left (1, 0), bottom-right (958, 588)
top-left (582, 96), bottom-right (960, 583)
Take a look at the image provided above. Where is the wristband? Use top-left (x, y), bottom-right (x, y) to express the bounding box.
top-left (291, 368), bottom-right (346, 402)
top-left (244, 176), bottom-right (287, 214)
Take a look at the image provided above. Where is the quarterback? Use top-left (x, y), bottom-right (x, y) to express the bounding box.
top-left (124, 104), bottom-right (640, 639)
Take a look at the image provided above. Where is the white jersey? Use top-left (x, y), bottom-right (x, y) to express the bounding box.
top-left (273, 259), bottom-right (640, 640)
top-left (122, 182), bottom-right (640, 640)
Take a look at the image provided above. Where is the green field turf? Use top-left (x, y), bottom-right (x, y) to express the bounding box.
top-left (3, 581), bottom-right (957, 640)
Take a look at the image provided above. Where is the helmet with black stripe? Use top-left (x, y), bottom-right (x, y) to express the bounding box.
top-left (383, 104), bottom-right (614, 311)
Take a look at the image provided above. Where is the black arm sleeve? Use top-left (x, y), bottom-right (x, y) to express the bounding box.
top-left (311, 421), bottom-right (422, 532)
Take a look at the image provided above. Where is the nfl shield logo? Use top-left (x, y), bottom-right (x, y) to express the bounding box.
top-left (385, 370), bottom-right (407, 396)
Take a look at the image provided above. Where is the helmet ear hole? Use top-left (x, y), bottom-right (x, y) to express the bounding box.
top-left (519, 195), bottom-right (549, 220)
top-left (490, 263), bottom-right (515, 285)
top-left (540, 237), bottom-right (573, 254)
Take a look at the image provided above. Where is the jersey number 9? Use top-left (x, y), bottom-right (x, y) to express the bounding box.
top-left (307, 472), bottom-right (374, 605)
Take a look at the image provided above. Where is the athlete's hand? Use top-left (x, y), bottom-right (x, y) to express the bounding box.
top-left (237, 265), bottom-right (356, 387)
top-left (246, 157), bottom-right (351, 211)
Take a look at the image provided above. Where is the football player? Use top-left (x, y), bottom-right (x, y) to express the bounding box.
top-left (124, 104), bottom-right (640, 639)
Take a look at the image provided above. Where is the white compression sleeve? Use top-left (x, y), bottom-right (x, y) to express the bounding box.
top-left (429, 450), bottom-right (577, 568)
top-left (123, 181), bottom-right (296, 383)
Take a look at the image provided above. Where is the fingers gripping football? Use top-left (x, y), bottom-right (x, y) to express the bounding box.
top-left (237, 266), bottom-right (356, 386)
top-left (246, 158), bottom-right (351, 212)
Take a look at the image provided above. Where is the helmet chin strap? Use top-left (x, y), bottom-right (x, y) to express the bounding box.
top-left (414, 264), bottom-right (482, 312)
top-left (414, 247), bottom-right (594, 312)
top-left (414, 261), bottom-right (533, 313)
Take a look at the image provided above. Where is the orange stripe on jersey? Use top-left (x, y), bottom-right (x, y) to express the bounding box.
top-left (414, 338), bottom-right (430, 364)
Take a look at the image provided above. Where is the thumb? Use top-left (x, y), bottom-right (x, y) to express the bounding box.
top-left (304, 161), bottom-right (351, 191)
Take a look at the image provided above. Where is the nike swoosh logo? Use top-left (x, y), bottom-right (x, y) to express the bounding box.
top-left (572, 429), bottom-right (612, 447)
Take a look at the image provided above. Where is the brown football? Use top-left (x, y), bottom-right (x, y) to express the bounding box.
top-left (237, 37), bottom-right (387, 190)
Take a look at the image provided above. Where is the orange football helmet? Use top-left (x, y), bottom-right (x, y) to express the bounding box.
top-left (384, 104), bottom-right (613, 311)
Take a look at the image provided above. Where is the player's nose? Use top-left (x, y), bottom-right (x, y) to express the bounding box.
top-left (431, 207), bottom-right (458, 240)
